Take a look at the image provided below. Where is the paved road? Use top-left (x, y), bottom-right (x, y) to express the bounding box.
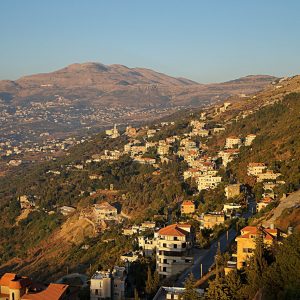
top-left (176, 197), bottom-right (256, 286)
top-left (176, 227), bottom-right (236, 286)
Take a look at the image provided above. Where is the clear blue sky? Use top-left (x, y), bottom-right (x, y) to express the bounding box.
top-left (0, 0), bottom-right (299, 83)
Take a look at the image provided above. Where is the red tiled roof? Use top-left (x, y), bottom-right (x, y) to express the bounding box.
top-left (182, 200), bottom-right (194, 206)
top-left (0, 273), bottom-right (32, 289)
top-left (239, 226), bottom-right (278, 241)
top-left (21, 284), bottom-right (69, 300)
top-left (158, 224), bottom-right (190, 237)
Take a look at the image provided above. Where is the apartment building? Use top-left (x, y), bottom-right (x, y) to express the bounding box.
top-left (90, 267), bottom-right (126, 300)
top-left (156, 224), bottom-right (194, 278)
top-left (197, 172), bottom-right (222, 191)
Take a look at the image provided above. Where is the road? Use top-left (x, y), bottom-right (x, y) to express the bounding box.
top-left (176, 196), bottom-right (256, 286)
top-left (176, 227), bottom-right (236, 286)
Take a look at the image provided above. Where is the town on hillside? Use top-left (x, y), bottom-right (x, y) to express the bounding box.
top-left (1, 79), bottom-right (300, 300)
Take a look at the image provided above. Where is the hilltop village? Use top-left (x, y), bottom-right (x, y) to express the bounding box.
top-left (0, 76), bottom-right (300, 299)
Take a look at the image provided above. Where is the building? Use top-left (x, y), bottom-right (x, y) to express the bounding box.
top-left (223, 203), bottom-right (242, 215)
top-left (0, 273), bottom-right (69, 300)
top-left (153, 286), bottom-right (204, 300)
top-left (111, 267), bottom-right (126, 300)
top-left (225, 136), bottom-right (241, 149)
top-left (235, 226), bottom-right (281, 269)
top-left (21, 284), bottom-right (69, 300)
top-left (181, 200), bottom-right (195, 215)
top-left (90, 270), bottom-right (112, 300)
top-left (256, 197), bottom-right (274, 212)
top-left (138, 235), bottom-right (157, 256)
top-left (247, 163), bottom-right (267, 176)
top-left (93, 202), bottom-right (118, 221)
top-left (125, 126), bottom-right (137, 137)
top-left (202, 212), bottom-right (225, 229)
top-left (197, 173), bottom-right (222, 191)
top-left (245, 134), bottom-right (256, 146)
top-left (19, 195), bottom-right (36, 210)
top-left (256, 170), bottom-right (281, 182)
top-left (59, 206), bottom-right (76, 216)
top-left (156, 224), bottom-right (194, 278)
top-left (224, 184), bottom-right (241, 199)
top-left (105, 124), bottom-right (120, 139)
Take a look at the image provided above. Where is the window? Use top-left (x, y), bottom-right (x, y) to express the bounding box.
top-left (163, 243), bottom-right (167, 247)
top-left (95, 289), bottom-right (99, 295)
top-left (174, 244), bottom-right (177, 249)
top-left (163, 267), bottom-right (167, 272)
top-left (174, 237), bottom-right (178, 241)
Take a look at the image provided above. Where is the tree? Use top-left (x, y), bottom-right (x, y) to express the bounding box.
top-left (145, 266), bottom-right (154, 297)
top-left (134, 288), bottom-right (140, 300)
top-left (182, 273), bottom-right (202, 300)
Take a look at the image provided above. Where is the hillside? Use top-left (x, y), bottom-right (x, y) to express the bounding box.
top-left (0, 75), bottom-right (300, 284)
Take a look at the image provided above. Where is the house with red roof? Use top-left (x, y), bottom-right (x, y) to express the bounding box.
top-left (181, 200), bottom-right (195, 215)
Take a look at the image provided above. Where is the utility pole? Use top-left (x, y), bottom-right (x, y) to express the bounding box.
top-left (200, 263), bottom-right (203, 278)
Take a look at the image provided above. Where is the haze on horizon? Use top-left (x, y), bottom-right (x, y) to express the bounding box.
top-left (0, 0), bottom-right (300, 83)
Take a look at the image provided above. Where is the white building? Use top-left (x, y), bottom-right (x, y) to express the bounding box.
top-left (225, 136), bottom-right (241, 149)
top-left (245, 134), bottom-right (256, 146)
top-left (90, 267), bottom-right (126, 300)
top-left (156, 224), bottom-right (194, 278)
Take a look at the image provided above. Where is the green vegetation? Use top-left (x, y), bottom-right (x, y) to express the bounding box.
top-left (206, 232), bottom-right (300, 300)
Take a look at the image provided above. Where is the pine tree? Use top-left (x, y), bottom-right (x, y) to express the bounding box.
top-left (145, 266), bottom-right (153, 296)
top-left (182, 273), bottom-right (202, 300)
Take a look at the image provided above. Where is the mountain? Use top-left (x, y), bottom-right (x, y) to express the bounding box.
top-left (0, 62), bottom-right (276, 107)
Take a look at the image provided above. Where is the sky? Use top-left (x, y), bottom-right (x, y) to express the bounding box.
top-left (0, 0), bottom-right (300, 83)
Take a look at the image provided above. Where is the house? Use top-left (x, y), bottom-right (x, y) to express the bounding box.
top-left (125, 126), bottom-right (137, 137)
top-left (93, 202), bottom-right (118, 221)
top-left (202, 212), bottom-right (225, 229)
top-left (156, 224), bottom-right (194, 278)
top-left (90, 270), bottom-right (112, 300)
top-left (245, 134), bottom-right (256, 146)
top-left (120, 251), bottom-right (140, 263)
top-left (0, 273), bottom-right (69, 300)
top-left (223, 203), bottom-right (242, 215)
top-left (157, 144), bottom-right (170, 156)
top-left (133, 156), bottom-right (156, 165)
top-left (21, 284), bottom-right (69, 300)
top-left (256, 170), bottom-right (281, 182)
top-left (153, 286), bottom-right (204, 300)
top-left (224, 184), bottom-right (241, 199)
top-left (19, 195), bottom-right (36, 209)
top-left (256, 197), bottom-right (274, 212)
top-left (59, 206), bottom-right (76, 216)
top-left (235, 226), bottom-right (281, 269)
top-left (138, 235), bottom-right (157, 256)
top-left (247, 163), bottom-right (267, 176)
top-left (225, 136), bottom-right (241, 149)
top-left (181, 200), bottom-right (195, 215)
top-left (197, 173), bottom-right (222, 191)
top-left (218, 149), bottom-right (239, 167)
